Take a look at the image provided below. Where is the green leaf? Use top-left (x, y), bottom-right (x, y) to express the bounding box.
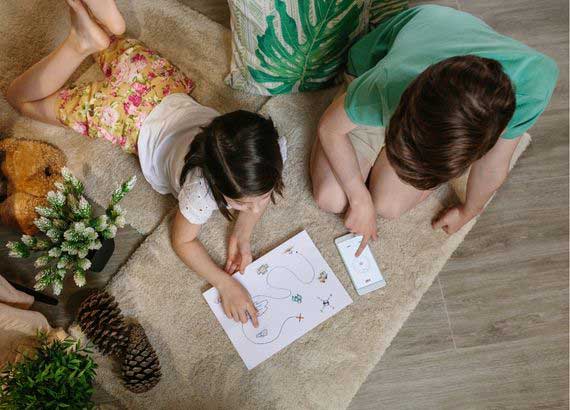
top-left (2, 168), bottom-right (130, 298)
top-left (61, 167), bottom-right (84, 195)
top-left (47, 191), bottom-right (66, 209)
top-left (0, 335), bottom-right (96, 408)
top-left (6, 241), bottom-right (30, 258)
top-left (109, 176), bottom-right (137, 207)
top-left (370, 0), bottom-right (408, 26)
top-left (34, 216), bottom-right (52, 233)
top-left (248, 0), bottom-right (365, 94)
top-left (35, 205), bottom-right (59, 219)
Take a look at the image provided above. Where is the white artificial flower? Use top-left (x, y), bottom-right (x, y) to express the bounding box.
top-left (78, 196), bottom-right (89, 209)
top-left (125, 175), bottom-right (137, 192)
top-left (94, 214), bottom-right (109, 231)
top-left (34, 217), bottom-right (51, 232)
top-left (21, 235), bottom-right (35, 246)
top-left (52, 282), bottom-right (63, 296)
top-left (34, 255), bottom-right (50, 268)
top-left (115, 215), bottom-right (126, 228)
top-left (74, 271), bottom-right (86, 287)
top-left (61, 167), bottom-right (73, 181)
top-left (77, 258), bottom-right (92, 271)
top-left (85, 227), bottom-right (98, 241)
top-left (88, 239), bottom-right (102, 251)
top-left (54, 181), bottom-right (65, 192)
top-left (48, 247), bottom-right (62, 258)
top-left (47, 190), bottom-right (65, 207)
top-left (46, 229), bottom-right (60, 241)
top-left (107, 224), bottom-right (117, 238)
top-left (57, 257), bottom-right (69, 269)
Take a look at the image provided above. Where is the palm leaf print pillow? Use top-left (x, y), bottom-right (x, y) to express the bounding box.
top-left (225, 0), bottom-right (370, 96)
top-left (370, 0), bottom-right (408, 26)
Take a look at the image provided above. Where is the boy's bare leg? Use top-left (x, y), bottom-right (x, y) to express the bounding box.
top-left (369, 149), bottom-right (432, 220)
top-left (6, 0), bottom-right (110, 125)
top-left (310, 138), bottom-right (373, 214)
top-left (83, 0), bottom-right (126, 35)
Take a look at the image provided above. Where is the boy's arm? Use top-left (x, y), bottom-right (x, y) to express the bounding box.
top-left (318, 92), bottom-right (378, 254)
top-left (225, 200), bottom-right (269, 274)
top-left (432, 136), bottom-right (521, 234)
top-left (170, 210), bottom-right (259, 326)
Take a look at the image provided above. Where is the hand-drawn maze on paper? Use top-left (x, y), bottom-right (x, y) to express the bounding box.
top-left (241, 247), bottom-right (323, 345)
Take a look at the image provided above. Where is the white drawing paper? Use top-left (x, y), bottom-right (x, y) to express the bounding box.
top-left (203, 230), bottom-right (353, 370)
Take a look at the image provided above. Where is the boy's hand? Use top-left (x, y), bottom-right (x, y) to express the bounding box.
top-left (345, 192), bottom-right (378, 256)
top-left (432, 205), bottom-right (479, 234)
top-left (225, 232), bottom-right (253, 275)
top-left (217, 276), bottom-right (259, 327)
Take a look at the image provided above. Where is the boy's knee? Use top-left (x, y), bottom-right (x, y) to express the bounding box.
top-left (374, 196), bottom-right (405, 220)
top-left (313, 184), bottom-right (347, 214)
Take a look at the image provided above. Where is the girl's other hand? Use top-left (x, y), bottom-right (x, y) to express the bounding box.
top-left (217, 276), bottom-right (259, 327)
top-left (225, 232), bottom-right (253, 275)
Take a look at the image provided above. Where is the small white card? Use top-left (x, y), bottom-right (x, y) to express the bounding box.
top-left (203, 230), bottom-right (353, 370)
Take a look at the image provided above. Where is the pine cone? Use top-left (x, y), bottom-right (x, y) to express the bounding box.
top-left (121, 323), bottom-right (162, 393)
top-left (77, 290), bottom-right (129, 356)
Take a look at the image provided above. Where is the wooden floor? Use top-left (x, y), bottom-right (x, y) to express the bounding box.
top-left (1, 0), bottom-right (567, 408)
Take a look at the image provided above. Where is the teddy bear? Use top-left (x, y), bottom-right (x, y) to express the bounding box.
top-left (0, 138), bottom-right (66, 234)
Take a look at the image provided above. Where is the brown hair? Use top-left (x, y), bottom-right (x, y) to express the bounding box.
top-left (180, 110), bottom-right (284, 221)
top-left (385, 55), bottom-right (516, 190)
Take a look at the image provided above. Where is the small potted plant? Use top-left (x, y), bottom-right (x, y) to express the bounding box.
top-left (0, 332), bottom-right (98, 408)
top-left (6, 167), bottom-right (136, 295)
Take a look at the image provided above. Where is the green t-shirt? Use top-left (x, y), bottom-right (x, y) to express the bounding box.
top-left (345, 5), bottom-right (558, 139)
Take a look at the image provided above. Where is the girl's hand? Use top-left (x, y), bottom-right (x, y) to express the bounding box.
top-left (225, 232), bottom-right (253, 275)
top-left (432, 205), bottom-right (479, 235)
top-left (217, 277), bottom-right (259, 327)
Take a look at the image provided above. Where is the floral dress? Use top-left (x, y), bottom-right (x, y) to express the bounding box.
top-left (56, 37), bottom-right (194, 154)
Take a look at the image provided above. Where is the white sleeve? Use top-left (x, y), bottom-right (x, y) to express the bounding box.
top-left (178, 177), bottom-right (216, 225)
top-left (278, 135), bottom-right (287, 163)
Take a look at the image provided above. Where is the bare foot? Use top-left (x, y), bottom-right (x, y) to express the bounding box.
top-left (83, 0), bottom-right (126, 35)
top-left (66, 0), bottom-right (110, 55)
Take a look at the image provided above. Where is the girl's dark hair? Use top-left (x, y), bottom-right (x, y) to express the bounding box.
top-left (180, 110), bottom-right (284, 221)
top-left (385, 55), bottom-right (516, 190)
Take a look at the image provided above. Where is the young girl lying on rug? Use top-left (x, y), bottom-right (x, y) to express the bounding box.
top-left (6, 0), bottom-right (286, 327)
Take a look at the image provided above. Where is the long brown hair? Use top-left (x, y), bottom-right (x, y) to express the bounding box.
top-left (180, 110), bottom-right (284, 220)
top-left (385, 55), bottom-right (516, 190)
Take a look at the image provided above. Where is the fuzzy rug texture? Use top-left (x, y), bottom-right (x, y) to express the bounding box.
top-left (1, 0), bottom-right (532, 409)
top-left (70, 88), bottom-right (529, 410)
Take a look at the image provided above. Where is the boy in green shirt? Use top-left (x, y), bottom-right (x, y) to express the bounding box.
top-left (311, 5), bottom-right (558, 254)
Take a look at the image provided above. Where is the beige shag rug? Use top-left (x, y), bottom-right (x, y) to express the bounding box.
top-left (1, 0), bottom-right (532, 408)
top-left (0, 0), bottom-right (266, 234)
top-left (70, 87), bottom-right (530, 409)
